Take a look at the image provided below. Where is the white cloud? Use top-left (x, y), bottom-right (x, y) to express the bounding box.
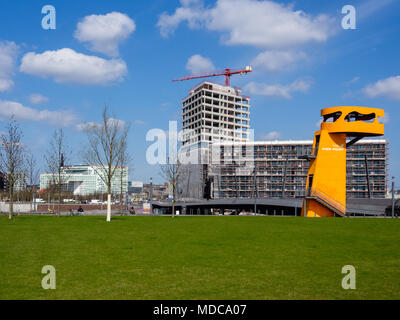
top-left (208, 0), bottom-right (335, 48)
top-left (0, 79), bottom-right (13, 92)
top-left (134, 119), bottom-right (147, 126)
top-left (0, 41), bottom-right (18, 92)
top-left (180, 0), bottom-right (203, 6)
top-left (74, 12), bottom-right (135, 57)
top-left (244, 79), bottom-right (312, 99)
top-left (76, 122), bottom-right (97, 132)
top-left (363, 76), bottom-right (400, 100)
top-left (0, 100), bottom-right (78, 127)
top-left (29, 93), bottom-right (49, 105)
top-left (20, 48), bottom-right (127, 85)
top-left (76, 118), bottom-right (126, 131)
top-left (157, 0), bottom-right (335, 49)
top-left (380, 112), bottom-right (390, 124)
top-left (186, 54), bottom-right (215, 73)
top-left (252, 50), bottom-right (307, 71)
top-left (157, 0), bottom-right (206, 38)
top-left (343, 76), bottom-right (360, 86)
top-left (260, 131), bottom-right (281, 140)
top-left (108, 118), bottom-right (126, 129)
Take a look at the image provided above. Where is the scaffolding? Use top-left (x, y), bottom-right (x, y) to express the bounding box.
top-left (211, 140), bottom-right (388, 199)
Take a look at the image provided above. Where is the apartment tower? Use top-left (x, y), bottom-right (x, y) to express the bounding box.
top-left (182, 81), bottom-right (251, 149)
top-left (180, 81), bottom-right (251, 199)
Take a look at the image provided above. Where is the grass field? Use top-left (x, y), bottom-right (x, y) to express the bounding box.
top-left (0, 215), bottom-right (399, 300)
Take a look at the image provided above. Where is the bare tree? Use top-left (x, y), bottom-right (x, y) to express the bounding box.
top-left (118, 140), bottom-right (132, 207)
top-left (160, 156), bottom-right (187, 218)
top-left (44, 128), bottom-right (70, 217)
top-left (26, 152), bottom-right (39, 190)
top-left (26, 151), bottom-right (40, 211)
top-left (0, 118), bottom-right (25, 220)
top-left (82, 106), bottom-right (129, 222)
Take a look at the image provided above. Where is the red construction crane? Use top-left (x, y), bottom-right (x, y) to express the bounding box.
top-left (172, 66), bottom-right (252, 87)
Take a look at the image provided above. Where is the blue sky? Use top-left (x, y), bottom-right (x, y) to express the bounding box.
top-left (0, 0), bottom-right (399, 185)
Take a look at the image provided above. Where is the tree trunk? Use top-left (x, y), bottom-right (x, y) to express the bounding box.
top-left (9, 182), bottom-right (13, 220)
top-left (107, 193), bottom-right (111, 222)
top-left (120, 170), bottom-right (123, 206)
top-left (172, 183), bottom-right (175, 218)
top-left (58, 185), bottom-right (61, 217)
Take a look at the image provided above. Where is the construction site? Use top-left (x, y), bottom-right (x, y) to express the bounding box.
top-left (210, 139), bottom-right (388, 199)
top-left (152, 65), bottom-right (394, 217)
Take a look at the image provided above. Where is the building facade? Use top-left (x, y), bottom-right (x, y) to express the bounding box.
top-left (40, 165), bottom-right (128, 196)
top-left (180, 81), bottom-right (252, 199)
top-left (182, 81), bottom-right (251, 149)
top-left (178, 80), bottom-right (389, 200)
top-left (210, 139), bottom-right (389, 199)
top-left (128, 181), bottom-right (143, 194)
top-left (0, 171), bottom-right (6, 191)
top-left (0, 171), bottom-right (26, 192)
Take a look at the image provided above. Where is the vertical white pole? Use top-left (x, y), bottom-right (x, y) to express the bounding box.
top-left (107, 193), bottom-right (111, 222)
top-left (392, 177), bottom-right (395, 219)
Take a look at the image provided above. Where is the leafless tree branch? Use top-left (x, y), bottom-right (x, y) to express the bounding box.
top-left (81, 106), bottom-right (130, 221)
top-left (0, 117), bottom-right (26, 219)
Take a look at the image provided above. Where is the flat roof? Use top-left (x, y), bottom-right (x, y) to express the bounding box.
top-left (212, 139), bottom-right (387, 146)
top-left (151, 198), bottom-right (391, 216)
top-left (183, 80), bottom-right (248, 101)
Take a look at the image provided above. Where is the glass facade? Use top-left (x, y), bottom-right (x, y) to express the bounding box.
top-left (40, 165), bottom-right (128, 195)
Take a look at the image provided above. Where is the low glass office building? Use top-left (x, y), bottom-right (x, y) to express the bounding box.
top-left (40, 165), bottom-right (128, 196)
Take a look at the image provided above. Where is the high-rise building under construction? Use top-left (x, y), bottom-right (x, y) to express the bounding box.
top-left (182, 81), bottom-right (251, 149)
top-left (180, 80), bottom-right (252, 199)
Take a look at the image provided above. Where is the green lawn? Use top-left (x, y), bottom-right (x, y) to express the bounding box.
top-left (0, 215), bottom-right (399, 300)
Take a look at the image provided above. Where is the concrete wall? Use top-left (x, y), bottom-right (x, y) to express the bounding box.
top-left (36, 204), bottom-right (125, 212)
top-left (0, 202), bottom-right (32, 213)
top-left (0, 202), bottom-right (137, 213)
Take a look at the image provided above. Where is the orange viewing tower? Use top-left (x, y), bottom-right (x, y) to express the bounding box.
top-left (301, 106), bottom-right (385, 217)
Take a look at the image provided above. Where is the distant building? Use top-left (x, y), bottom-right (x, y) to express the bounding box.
top-left (13, 172), bottom-right (27, 191)
top-left (0, 171), bottom-right (6, 191)
top-left (128, 181), bottom-right (143, 194)
top-left (40, 165), bottom-right (128, 196)
top-left (0, 171), bottom-right (26, 192)
top-left (143, 182), bottom-right (169, 201)
top-left (210, 139), bottom-right (388, 199)
top-left (388, 189), bottom-right (400, 199)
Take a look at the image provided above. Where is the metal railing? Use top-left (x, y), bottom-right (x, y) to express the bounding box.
top-left (307, 187), bottom-right (346, 216)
